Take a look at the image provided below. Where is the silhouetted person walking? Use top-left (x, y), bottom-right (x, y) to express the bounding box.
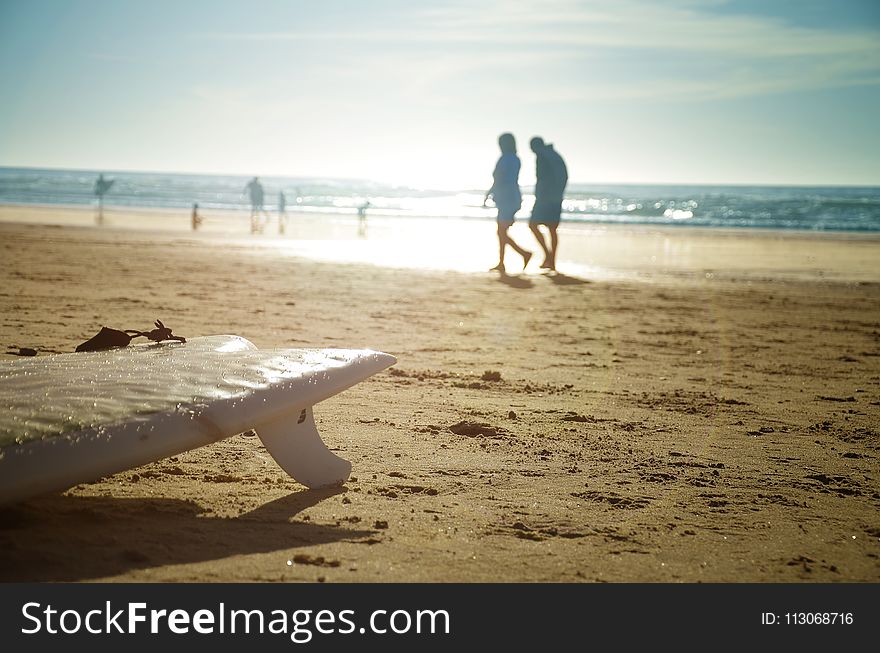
top-left (528, 137), bottom-right (568, 271)
top-left (93, 173), bottom-right (114, 224)
top-left (483, 133), bottom-right (531, 273)
top-left (245, 176), bottom-right (269, 233)
top-left (278, 190), bottom-right (288, 234)
top-left (191, 202), bottom-right (203, 231)
top-left (357, 200), bottom-right (370, 237)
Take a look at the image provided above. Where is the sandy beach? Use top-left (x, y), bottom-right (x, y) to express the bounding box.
top-left (0, 205), bottom-right (878, 583)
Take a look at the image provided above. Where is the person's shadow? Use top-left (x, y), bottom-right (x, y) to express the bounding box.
top-left (543, 271), bottom-right (590, 286)
top-left (495, 272), bottom-right (534, 289)
top-left (0, 487), bottom-right (374, 581)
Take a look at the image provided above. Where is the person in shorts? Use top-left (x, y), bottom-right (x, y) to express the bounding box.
top-left (528, 137), bottom-right (568, 271)
top-left (483, 132), bottom-right (532, 273)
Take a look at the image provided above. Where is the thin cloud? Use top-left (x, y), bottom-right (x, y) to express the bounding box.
top-left (195, 0), bottom-right (880, 59)
top-left (416, 0), bottom-right (880, 58)
top-left (192, 0), bottom-right (880, 100)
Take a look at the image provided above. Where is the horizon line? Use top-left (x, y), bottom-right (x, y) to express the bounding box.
top-left (1, 164), bottom-right (878, 191)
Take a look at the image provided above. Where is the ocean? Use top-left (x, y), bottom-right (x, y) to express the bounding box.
top-left (1, 166), bottom-right (879, 233)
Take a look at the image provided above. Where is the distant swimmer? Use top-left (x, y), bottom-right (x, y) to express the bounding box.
top-left (93, 173), bottom-right (114, 224)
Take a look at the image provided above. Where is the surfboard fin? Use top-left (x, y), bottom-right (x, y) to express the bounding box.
top-left (255, 407), bottom-right (351, 488)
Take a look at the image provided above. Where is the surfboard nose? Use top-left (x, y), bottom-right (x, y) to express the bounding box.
top-left (371, 351), bottom-right (397, 369)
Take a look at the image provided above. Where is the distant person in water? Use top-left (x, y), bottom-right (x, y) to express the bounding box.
top-left (528, 136), bottom-right (568, 271)
top-left (278, 190), bottom-right (288, 234)
top-left (357, 200), bottom-right (370, 236)
top-left (483, 133), bottom-right (531, 273)
top-left (191, 202), bottom-right (203, 231)
top-left (93, 173), bottom-right (114, 224)
top-left (244, 176), bottom-right (269, 233)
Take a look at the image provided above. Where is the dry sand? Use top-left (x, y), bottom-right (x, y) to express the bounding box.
top-left (0, 206), bottom-right (878, 582)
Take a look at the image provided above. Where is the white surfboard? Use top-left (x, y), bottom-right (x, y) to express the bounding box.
top-left (0, 335), bottom-right (396, 505)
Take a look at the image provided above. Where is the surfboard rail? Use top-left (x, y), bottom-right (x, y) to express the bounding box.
top-left (0, 335), bottom-right (396, 505)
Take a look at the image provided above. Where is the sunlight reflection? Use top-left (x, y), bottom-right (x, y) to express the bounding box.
top-left (244, 215), bottom-right (628, 279)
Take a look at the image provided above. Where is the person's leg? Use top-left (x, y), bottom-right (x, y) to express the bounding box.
top-left (530, 223), bottom-right (550, 263)
top-left (546, 225), bottom-right (559, 270)
top-left (492, 221), bottom-right (509, 271)
top-left (505, 230), bottom-right (532, 269)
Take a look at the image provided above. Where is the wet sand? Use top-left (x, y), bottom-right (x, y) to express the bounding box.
top-left (0, 207), bottom-right (878, 582)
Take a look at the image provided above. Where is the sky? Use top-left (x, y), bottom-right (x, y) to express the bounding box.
top-left (1, 0), bottom-right (879, 188)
